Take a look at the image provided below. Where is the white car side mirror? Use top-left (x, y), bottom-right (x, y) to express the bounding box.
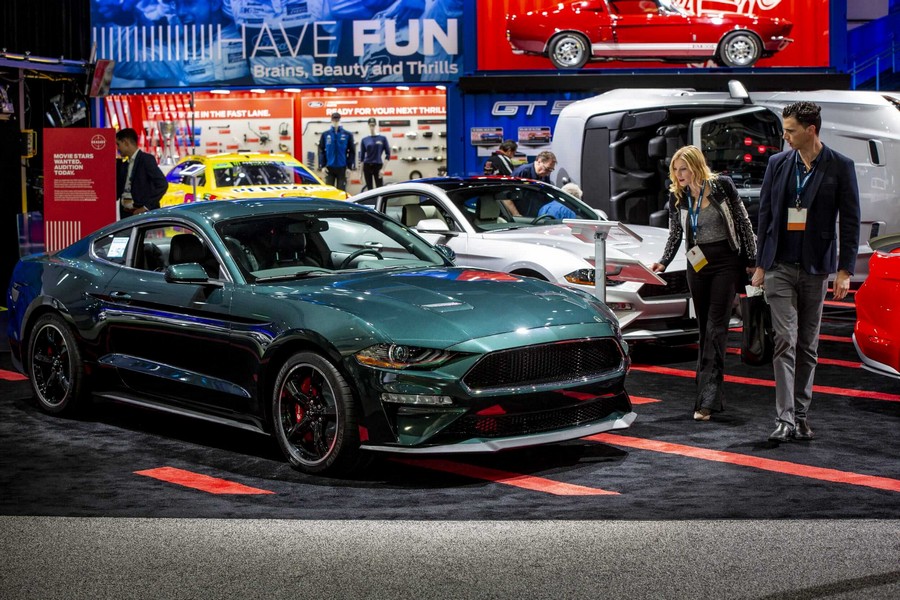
top-left (415, 218), bottom-right (450, 232)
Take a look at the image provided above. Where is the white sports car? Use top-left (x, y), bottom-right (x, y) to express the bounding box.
top-left (353, 177), bottom-right (697, 342)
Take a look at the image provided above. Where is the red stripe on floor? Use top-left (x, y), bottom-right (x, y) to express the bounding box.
top-left (729, 328), bottom-right (852, 344)
top-left (724, 347), bottom-right (862, 369)
top-left (818, 334), bottom-right (853, 343)
top-left (588, 433), bottom-right (900, 493)
top-left (135, 466), bottom-right (275, 495)
top-left (630, 396), bottom-right (661, 404)
top-left (390, 457), bottom-right (618, 496)
top-left (824, 300), bottom-right (854, 308)
top-left (0, 369), bottom-right (28, 381)
top-left (630, 364), bottom-right (900, 402)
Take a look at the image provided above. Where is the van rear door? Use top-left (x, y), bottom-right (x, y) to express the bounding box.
top-left (690, 106), bottom-right (783, 227)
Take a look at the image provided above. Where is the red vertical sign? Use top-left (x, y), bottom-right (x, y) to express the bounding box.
top-left (43, 128), bottom-right (117, 252)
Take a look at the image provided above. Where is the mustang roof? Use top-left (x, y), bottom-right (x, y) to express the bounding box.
top-left (158, 197), bottom-right (370, 222)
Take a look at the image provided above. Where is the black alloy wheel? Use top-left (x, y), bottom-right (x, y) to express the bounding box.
top-left (28, 313), bottom-right (88, 414)
top-left (272, 351), bottom-right (364, 475)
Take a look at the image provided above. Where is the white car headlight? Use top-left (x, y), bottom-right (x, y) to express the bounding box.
top-left (564, 268), bottom-right (625, 287)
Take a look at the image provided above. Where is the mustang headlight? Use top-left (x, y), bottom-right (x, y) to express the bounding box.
top-left (355, 344), bottom-right (456, 369)
top-left (564, 268), bottom-right (625, 287)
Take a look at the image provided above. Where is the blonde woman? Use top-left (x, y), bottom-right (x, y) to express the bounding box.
top-left (651, 146), bottom-right (757, 421)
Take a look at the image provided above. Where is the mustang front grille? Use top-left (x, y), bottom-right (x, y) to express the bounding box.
top-left (639, 270), bottom-right (689, 299)
top-left (462, 338), bottom-right (623, 392)
top-left (434, 393), bottom-right (630, 440)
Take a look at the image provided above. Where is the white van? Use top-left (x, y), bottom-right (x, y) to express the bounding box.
top-left (551, 82), bottom-right (900, 280)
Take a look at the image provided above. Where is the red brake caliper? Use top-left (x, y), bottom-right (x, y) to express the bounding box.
top-left (300, 375), bottom-right (313, 442)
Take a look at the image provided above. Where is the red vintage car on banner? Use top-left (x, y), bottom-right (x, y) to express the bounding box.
top-left (854, 235), bottom-right (900, 380)
top-left (506, 0), bottom-right (793, 69)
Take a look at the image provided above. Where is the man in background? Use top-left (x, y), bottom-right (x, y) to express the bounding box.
top-left (484, 140), bottom-right (518, 176)
top-left (512, 150), bottom-right (556, 183)
top-left (751, 101), bottom-right (860, 443)
top-left (116, 128), bottom-right (168, 219)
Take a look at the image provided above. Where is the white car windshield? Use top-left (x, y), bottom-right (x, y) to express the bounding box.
top-left (443, 184), bottom-right (600, 232)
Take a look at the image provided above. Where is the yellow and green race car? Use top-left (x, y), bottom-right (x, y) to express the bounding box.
top-left (161, 152), bottom-right (348, 206)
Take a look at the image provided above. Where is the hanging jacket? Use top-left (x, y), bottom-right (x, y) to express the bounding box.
top-left (318, 126), bottom-right (356, 170)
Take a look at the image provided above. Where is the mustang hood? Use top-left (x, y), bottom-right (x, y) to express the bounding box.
top-left (271, 268), bottom-right (615, 346)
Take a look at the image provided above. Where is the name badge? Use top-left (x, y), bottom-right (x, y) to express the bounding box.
top-left (687, 245), bottom-right (707, 272)
top-left (787, 207), bottom-right (807, 231)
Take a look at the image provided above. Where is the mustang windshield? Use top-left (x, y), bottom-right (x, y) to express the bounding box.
top-left (216, 209), bottom-right (449, 281)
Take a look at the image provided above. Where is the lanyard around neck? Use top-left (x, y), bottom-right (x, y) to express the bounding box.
top-left (795, 159), bottom-right (816, 208)
top-left (685, 181), bottom-right (706, 239)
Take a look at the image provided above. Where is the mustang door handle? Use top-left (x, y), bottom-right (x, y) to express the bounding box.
top-left (109, 291), bottom-right (132, 301)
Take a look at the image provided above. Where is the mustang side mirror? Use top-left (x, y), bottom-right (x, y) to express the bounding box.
top-left (165, 263), bottom-right (224, 286)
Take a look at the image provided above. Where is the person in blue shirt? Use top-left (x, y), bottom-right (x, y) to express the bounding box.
top-left (359, 117), bottom-right (391, 190)
top-left (318, 112), bottom-right (356, 192)
top-left (505, 151), bottom-right (558, 216)
top-left (537, 182), bottom-right (580, 220)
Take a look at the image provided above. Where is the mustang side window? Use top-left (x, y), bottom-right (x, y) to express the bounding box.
top-left (93, 231), bottom-right (131, 265)
top-left (134, 225), bottom-right (223, 279)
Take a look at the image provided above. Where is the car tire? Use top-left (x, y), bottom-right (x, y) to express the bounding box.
top-left (27, 313), bottom-right (89, 415)
top-left (271, 351), bottom-right (366, 475)
top-left (717, 31), bottom-right (762, 67)
top-left (548, 33), bottom-right (590, 70)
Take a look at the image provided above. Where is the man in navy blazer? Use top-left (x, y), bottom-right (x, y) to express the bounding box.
top-left (751, 101), bottom-right (860, 443)
top-left (116, 128), bottom-right (168, 219)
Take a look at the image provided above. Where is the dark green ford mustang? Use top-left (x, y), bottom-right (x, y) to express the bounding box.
top-left (6, 199), bottom-right (634, 475)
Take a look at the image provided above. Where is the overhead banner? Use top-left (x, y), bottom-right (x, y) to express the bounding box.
top-left (90, 0), bottom-right (463, 88)
top-left (479, 0), bottom-right (830, 71)
top-left (43, 129), bottom-right (117, 252)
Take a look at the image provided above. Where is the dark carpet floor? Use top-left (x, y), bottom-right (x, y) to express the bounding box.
top-left (1, 307), bottom-right (898, 520)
